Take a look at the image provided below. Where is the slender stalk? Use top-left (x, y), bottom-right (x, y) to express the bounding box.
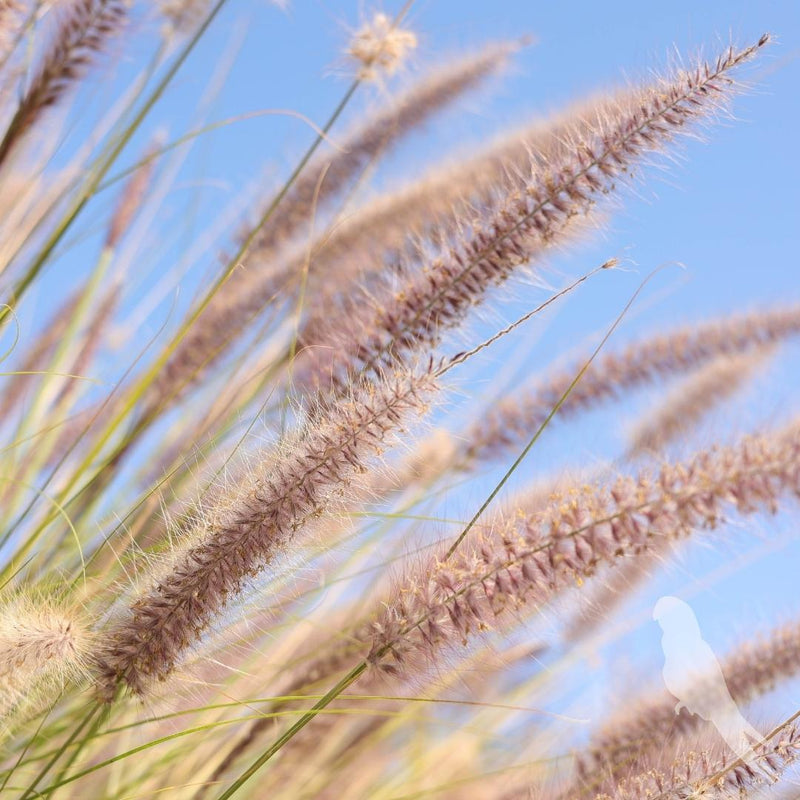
top-left (441, 264), bottom-right (650, 559)
top-left (18, 703), bottom-right (103, 800)
top-left (215, 663), bottom-right (368, 800)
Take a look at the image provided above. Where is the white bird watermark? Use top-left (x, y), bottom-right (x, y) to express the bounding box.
top-left (654, 596), bottom-right (765, 767)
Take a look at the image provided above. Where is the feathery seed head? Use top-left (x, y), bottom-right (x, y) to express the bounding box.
top-left (595, 722), bottom-right (800, 800)
top-left (627, 348), bottom-right (773, 457)
top-left (0, 596), bottom-right (92, 724)
top-left (581, 614), bottom-right (800, 787)
top-left (0, 0), bottom-right (128, 167)
top-left (296, 38), bottom-right (770, 396)
top-left (0, 0), bottom-right (23, 58)
top-left (465, 304), bottom-right (800, 467)
top-left (158, 0), bottom-right (209, 35)
top-left (105, 142), bottom-right (158, 248)
top-left (95, 368), bottom-right (437, 697)
top-left (347, 12), bottom-right (417, 80)
top-left (247, 39), bottom-right (519, 259)
top-left (368, 423), bottom-right (800, 678)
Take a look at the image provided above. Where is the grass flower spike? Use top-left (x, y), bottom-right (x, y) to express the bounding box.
top-left (297, 38), bottom-right (769, 394)
top-left (0, 0), bottom-right (127, 167)
top-left (95, 368), bottom-right (436, 696)
top-left (0, 597), bottom-right (91, 725)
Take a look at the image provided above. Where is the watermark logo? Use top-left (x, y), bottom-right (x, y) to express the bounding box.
top-left (653, 596), bottom-right (763, 764)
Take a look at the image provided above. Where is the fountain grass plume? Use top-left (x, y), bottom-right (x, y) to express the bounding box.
top-left (94, 367), bottom-right (437, 697)
top-left (463, 302), bottom-right (799, 467)
top-left (295, 38), bottom-right (770, 394)
top-left (0, 594), bottom-right (92, 727)
top-left (368, 423), bottom-right (800, 678)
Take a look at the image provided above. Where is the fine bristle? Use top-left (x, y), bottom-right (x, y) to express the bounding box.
top-left (294, 41), bottom-right (768, 396)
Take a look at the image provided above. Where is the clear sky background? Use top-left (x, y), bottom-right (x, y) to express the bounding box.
top-left (17, 0), bottom-right (800, 739)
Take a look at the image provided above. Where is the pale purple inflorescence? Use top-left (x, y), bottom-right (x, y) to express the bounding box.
top-left (0, 0), bottom-right (127, 166)
top-left (585, 724), bottom-right (800, 799)
top-left (579, 615), bottom-right (800, 787)
top-left (368, 424), bottom-right (800, 678)
top-left (296, 38), bottom-right (769, 395)
top-left (463, 303), bottom-right (800, 467)
top-left (95, 368), bottom-right (436, 696)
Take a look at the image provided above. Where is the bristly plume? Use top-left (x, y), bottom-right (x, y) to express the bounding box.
top-left (592, 723), bottom-right (800, 800)
top-left (627, 349), bottom-right (773, 457)
top-left (578, 615), bottom-right (800, 786)
top-left (564, 348), bottom-right (773, 642)
top-left (0, 596), bottom-right (92, 725)
top-left (0, 0), bottom-right (127, 167)
top-left (0, 0), bottom-right (23, 66)
top-left (243, 92), bottom-right (622, 363)
top-left (159, 0), bottom-right (287, 36)
top-left (296, 38), bottom-right (769, 394)
top-left (158, 0), bottom-right (209, 36)
top-left (367, 423), bottom-right (800, 678)
top-left (462, 303), bottom-right (800, 468)
top-left (244, 39), bottom-right (519, 263)
top-left (105, 144), bottom-right (158, 249)
top-left (94, 368), bottom-right (436, 697)
top-left (293, 93), bottom-right (631, 356)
